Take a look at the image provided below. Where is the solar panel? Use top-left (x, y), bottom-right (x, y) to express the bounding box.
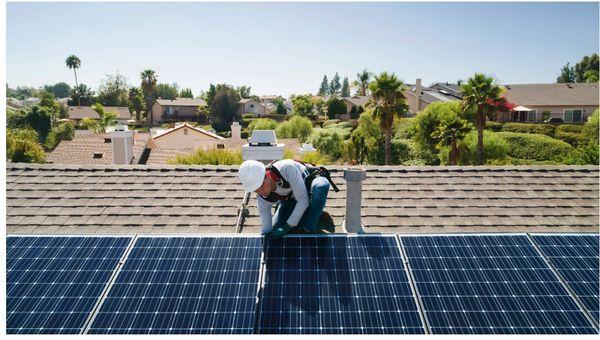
top-left (258, 235), bottom-right (425, 334)
top-left (87, 236), bottom-right (262, 334)
top-left (531, 234), bottom-right (600, 326)
top-left (401, 234), bottom-right (597, 334)
top-left (7, 236), bottom-right (131, 334)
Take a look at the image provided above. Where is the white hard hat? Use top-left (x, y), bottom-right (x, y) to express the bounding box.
top-left (239, 160), bottom-right (266, 192)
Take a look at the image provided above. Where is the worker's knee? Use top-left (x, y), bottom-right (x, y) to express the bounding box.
top-left (311, 177), bottom-right (330, 196)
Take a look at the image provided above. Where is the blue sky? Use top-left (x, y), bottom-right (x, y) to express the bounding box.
top-left (6, 2), bottom-right (599, 97)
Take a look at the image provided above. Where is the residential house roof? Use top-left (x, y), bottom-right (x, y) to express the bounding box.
top-left (239, 98), bottom-right (260, 104)
top-left (151, 122), bottom-right (224, 141)
top-left (103, 106), bottom-right (132, 120)
top-left (503, 82), bottom-right (600, 106)
top-left (155, 97), bottom-right (207, 107)
top-left (6, 164), bottom-right (598, 235)
top-left (68, 106), bottom-right (132, 120)
top-left (46, 132), bottom-right (150, 165)
top-left (343, 95), bottom-right (371, 107)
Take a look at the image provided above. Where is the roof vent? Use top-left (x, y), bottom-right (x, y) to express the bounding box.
top-left (93, 152), bottom-right (104, 159)
top-left (104, 138), bottom-right (111, 143)
top-left (567, 83), bottom-right (573, 89)
top-left (506, 85), bottom-right (511, 90)
top-left (439, 90), bottom-right (450, 95)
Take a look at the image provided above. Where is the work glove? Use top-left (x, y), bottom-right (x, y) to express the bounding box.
top-left (264, 223), bottom-right (293, 241)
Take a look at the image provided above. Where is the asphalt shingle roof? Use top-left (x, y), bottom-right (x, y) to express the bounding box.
top-left (7, 164), bottom-right (599, 236)
top-left (155, 98), bottom-right (207, 107)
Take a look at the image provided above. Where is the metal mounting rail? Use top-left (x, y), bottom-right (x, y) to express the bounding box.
top-left (252, 239), bottom-right (267, 334)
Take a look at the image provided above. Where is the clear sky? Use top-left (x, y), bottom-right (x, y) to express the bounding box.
top-left (6, 1), bottom-right (599, 97)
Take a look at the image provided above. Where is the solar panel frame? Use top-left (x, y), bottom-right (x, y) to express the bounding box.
top-left (86, 235), bottom-right (263, 334)
top-left (400, 233), bottom-right (598, 334)
top-left (257, 234), bottom-right (426, 334)
top-left (529, 233), bottom-right (600, 327)
top-left (7, 235), bottom-right (133, 334)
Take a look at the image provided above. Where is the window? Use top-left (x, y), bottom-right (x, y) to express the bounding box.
top-left (250, 104), bottom-right (254, 108)
top-left (528, 110), bottom-right (537, 122)
top-left (564, 109), bottom-right (582, 123)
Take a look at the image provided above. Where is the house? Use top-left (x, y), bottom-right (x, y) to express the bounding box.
top-left (150, 97), bottom-right (207, 125)
top-left (238, 98), bottom-right (272, 116)
top-left (405, 79), bottom-right (461, 115)
top-left (46, 132), bottom-right (150, 165)
top-left (147, 122), bottom-right (224, 150)
top-left (67, 106), bottom-right (132, 124)
top-left (497, 83), bottom-right (599, 123)
top-left (340, 95), bottom-right (371, 120)
top-left (259, 95), bottom-right (283, 104)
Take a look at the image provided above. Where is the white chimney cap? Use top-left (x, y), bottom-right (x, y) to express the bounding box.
top-left (300, 143), bottom-right (316, 152)
top-left (249, 130), bottom-right (278, 146)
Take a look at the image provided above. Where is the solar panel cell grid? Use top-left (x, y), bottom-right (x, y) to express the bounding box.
top-left (258, 235), bottom-right (425, 334)
top-left (88, 237), bottom-right (262, 334)
top-left (402, 235), bottom-right (597, 334)
top-left (7, 236), bottom-right (131, 334)
top-left (532, 234), bottom-right (600, 325)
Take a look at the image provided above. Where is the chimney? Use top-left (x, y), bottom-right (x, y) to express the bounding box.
top-left (342, 168), bottom-right (366, 233)
top-left (242, 130), bottom-right (284, 164)
top-left (415, 78), bottom-right (422, 112)
top-left (231, 121), bottom-right (241, 140)
top-left (111, 130), bottom-right (134, 164)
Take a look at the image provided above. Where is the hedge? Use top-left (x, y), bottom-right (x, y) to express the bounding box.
top-left (485, 121), bottom-right (503, 132)
top-left (554, 124), bottom-right (585, 146)
top-left (501, 122), bottom-right (555, 136)
top-left (496, 132), bottom-right (574, 161)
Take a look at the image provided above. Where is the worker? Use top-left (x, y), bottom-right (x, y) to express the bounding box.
top-left (238, 159), bottom-right (338, 240)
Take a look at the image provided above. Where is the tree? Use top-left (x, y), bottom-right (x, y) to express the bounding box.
top-left (431, 114), bottom-right (472, 165)
top-left (236, 86), bottom-right (252, 99)
top-left (204, 84), bottom-right (217, 106)
top-left (275, 115), bottom-right (313, 142)
top-left (329, 72), bottom-right (341, 95)
top-left (460, 73), bottom-right (506, 165)
top-left (91, 103), bottom-right (117, 133)
top-left (44, 122), bottom-right (75, 151)
top-left (341, 77), bottom-right (351, 97)
top-left (140, 69), bottom-right (158, 124)
top-left (7, 128), bottom-right (45, 163)
top-left (556, 62), bottom-right (576, 83)
top-left (128, 87), bottom-right (144, 122)
top-left (12, 86), bottom-right (36, 100)
top-left (318, 75), bottom-right (329, 96)
top-left (326, 97), bottom-right (346, 119)
top-left (98, 72), bottom-right (130, 107)
top-left (273, 97), bottom-right (287, 115)
top-left (354, 69), bottom-right (371, 96)
top-left (574, 54), bottom-right (599, 83)
top-left (584, 70), bottom-right (599, 83)
top-left (65, 54), bottom-right (81, 105)
top-left (68, 84), bottom-right (95, 106)
top-left (43, 82), bottom-right (71, 98)
top-left (24, 105), bottom-right (52, 143)
top-left (155, 83), bottom-right (178, 100)
top-left (290, 94), bottom-right (314, 116)
top-left (197, 104), bottom-right (212, 124)
top-left (179, 88), bottom-right (193, 98)
top-left (39, 91), bottom-right (63, 123)
top-left (368, 72), bottom-right (409, 165)
top-left (210, 84), bottom-right (240, 131)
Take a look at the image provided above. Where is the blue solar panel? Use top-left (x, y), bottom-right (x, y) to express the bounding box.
top-left (532, 234), bottom-right (600, 326)
top-left (401, 235), bottom-right (597, 334)
top-left (7, 236), bottom-right (131, 334)
top-left (88, 236), bottom-right (262, 334)
top-left (258, 235), bottom-right (425, 334)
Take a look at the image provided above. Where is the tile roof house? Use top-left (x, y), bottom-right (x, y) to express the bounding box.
top-left (340, 96), bottom-right (371, 120)
top-left (149, 97), bottom-right (207, 125)
top-left (148, 122), bottom-right (224, 150)
top-left (68, 106), bottom-right (132, 123)
top-left (7, 164), bottom-right (598, 235)
top-left (238, 98), bottom-right (274, 116)
top-left (405, 79), bottom-right (462, 115)
top-left (46, 132), bottom-right (150, 165)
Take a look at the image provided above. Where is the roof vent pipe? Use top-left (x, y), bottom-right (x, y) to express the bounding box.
top-left (342, 168), bottom-right (366, 233)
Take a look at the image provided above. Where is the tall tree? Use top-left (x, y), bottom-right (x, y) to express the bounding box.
top-left (67, 84), bottom-right (95, 106)
top-left (43, 82), bottom-right (71, 98)
top-left (556, 62), bottom-right (576, 83)
top-left (584, 70), bottom-right (599, 83)
top-left (98, 71), bottom-right (130, 107)
top-left (368, 72), bottom-right (409, 165)
top-left (341, 77), bottom-right (351, 97)
top-left (354, 69), bottom-right (371, 96)
top-left (432, 114), bottom-right (472, 165)
top-left (460, 73), bottom-right (505, 165)
top-left (290, 94), bottom-right (314, 116)
top-left (65, 55), bottom-right (81, 105)
top-left (128, 87), bottom-right (144, 122)
top-left (179, 88), bottom-right (193, 98)
top-left (237, 86), bottom-right (252, 99)
top-left (204, 84), bottom-right (217, 106)
top-left (329, 72), bottom-right (341, 96)
top-left (211, 84), bottom-right (240, 131)
top-left (24, 105), bottom-right (52, 143)
top-left (140, 69), bottom-right (157, 124)
top-left (155, 83), bottom-right (178, 100)
top-left (574, 54), bottom-right (599, 83)
top-left (318, 75), bottom-right (329, 96)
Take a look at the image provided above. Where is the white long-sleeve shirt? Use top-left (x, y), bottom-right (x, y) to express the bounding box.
top-left (257, 159), bottom-right (309, 233)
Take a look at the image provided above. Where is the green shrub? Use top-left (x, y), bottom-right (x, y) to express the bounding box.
top-left (443, 130), bottom-right (509, 165)
top-left (322, 119), bottom-right (340, 128)
top-left (554, 124), bottom-right (585, 146)
top-left (393, 118), bottom-right (415, 139)
top-left (79, 118), bottom-right (98, 130)
top-left (7, 109), bottom-right (27, 129)
top-left (283, 148), bottom-right (295, 159)
top-left (501, 122), bottom-right (555, 136)
top-left (44, 122), bottom-right (75, 150)
top-left (248, 118), bottom-right (278, 132)
top-left (582, 109), bottom-right (599, 145)
top-left (496, 131), bottom-right (574, 162)
top-left (242, 113), bottom-right (255, 120)
top-left (300, 151), bottom-right (330, 165)
top-left (275, 115), bottom-right (313, 142)
top-left (168, 148), bottom-right (242, 165)
top-left (485, 121), bottom-right (503, 132)
top-left (308, 128), bottom-right (343, 160)
top-left (7, 128), bottom-right (45, 163)
top-left (560, 142), bottom-right (599, 165)
top-left (556, 124), bottom-right (583, 133)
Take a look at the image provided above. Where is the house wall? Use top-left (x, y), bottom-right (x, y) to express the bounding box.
top-left (494, 105), bottom-right (598, 123)
top-left (153, 126), bottom-right (220, 149)
top-left (151, 103), bottom-right (198, 125)
top-left (239, 100), bottom-right (266, 116)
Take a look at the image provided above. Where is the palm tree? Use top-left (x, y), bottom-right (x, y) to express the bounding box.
top-left (65, 55), bottom-right (81, 106)
top-left (368, 72), bottom-right (409, 165)
top-left (432, 115), bottom-right (473, 165)
top-left (460, 73), bottom-right (505, 165)
top-left (140, 69), bottom-right (157, 124)
top-left (354, 69), bottom-right (372, 96)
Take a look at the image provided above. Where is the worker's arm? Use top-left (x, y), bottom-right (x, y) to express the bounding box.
top-left (279, 162), bottom-right (309, 227)
top-left (257, 195), bottom-right (274, 234)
